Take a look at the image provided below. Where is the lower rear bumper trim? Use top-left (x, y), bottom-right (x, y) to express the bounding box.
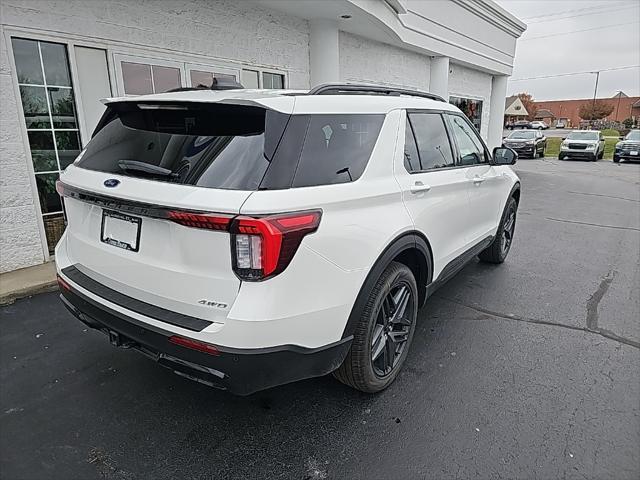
top-left (59, 285), bottom-right (352, 395)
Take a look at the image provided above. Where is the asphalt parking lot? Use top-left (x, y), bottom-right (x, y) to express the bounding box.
top-left (1, 159), bottom-right (639, 480)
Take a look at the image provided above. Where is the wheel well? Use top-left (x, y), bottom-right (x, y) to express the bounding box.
top-left (511, 186), bottom-right (521, 205)
top-left (392, 245), bottom-right (430, 308)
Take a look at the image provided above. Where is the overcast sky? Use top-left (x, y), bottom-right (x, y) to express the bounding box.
top-left (495, 0), bottom-right (640, 101)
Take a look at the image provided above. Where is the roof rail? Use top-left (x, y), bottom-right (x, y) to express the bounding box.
top-left (308, 83), bottom-right (446, 102)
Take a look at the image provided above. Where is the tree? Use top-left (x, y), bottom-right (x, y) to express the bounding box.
top-left (578, 101), bottom-right (614, 121)
top-left (516, 92), bottom-right (538, 121)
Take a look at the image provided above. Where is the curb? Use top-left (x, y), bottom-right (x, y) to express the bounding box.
top-left (0, 281), bottom-right (58, 306)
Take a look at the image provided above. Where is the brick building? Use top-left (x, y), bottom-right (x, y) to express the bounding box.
top-left (534, 92), bottom-right (640, 128)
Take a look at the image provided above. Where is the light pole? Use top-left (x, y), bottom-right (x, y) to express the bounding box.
top-left (590, 71), bottom-right (600, 127)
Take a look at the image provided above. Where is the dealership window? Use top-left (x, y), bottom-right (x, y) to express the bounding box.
top-left (241, 69), bottom-right (285, 89)
top-left (449, 96), bottom-right (483, 132)
top-left (12, 38), bottom-right (81, 253)
top-left (262, 72), bottom-right (284, 89)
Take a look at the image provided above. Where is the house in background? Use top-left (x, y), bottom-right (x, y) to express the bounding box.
top-left (534, 108), bottom-right (556, 125)
top-left (534, 92), bottom-right (640, 128)
top-left (504, 95), bottom-right (528, 124)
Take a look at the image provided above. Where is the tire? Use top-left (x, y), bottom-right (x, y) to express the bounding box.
top-left (539, 147), bottom-right (545, 158)
top-left (479, 197), bottom-right (517, 264)
top-left (334, 261), bottom-right (418, 393)
top-left (598, 149), bottom-right (604, 160)
top-left (613, 156), bottom-right (620, 163)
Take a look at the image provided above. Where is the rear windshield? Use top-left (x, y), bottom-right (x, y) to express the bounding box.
top-left (77, 102), bottom-right (384, 190)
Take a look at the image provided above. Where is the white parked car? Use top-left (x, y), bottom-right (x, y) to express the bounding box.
top-left (559, 130), bottom-right (605, 161)
top-left (529, 121), bottom-right (548, 130)
top-left (55, 83), bottom-right (521, 395)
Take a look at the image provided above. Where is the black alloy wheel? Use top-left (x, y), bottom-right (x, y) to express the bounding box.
top-left (370, 282), bottom-right (414, 377)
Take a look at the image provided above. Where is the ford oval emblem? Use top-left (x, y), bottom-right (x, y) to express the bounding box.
top-left (104, 179), bottom-right (120, 188)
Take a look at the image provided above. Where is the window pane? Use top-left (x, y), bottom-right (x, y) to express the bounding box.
top-left (449, 96), bottom-right (483, 131)
top-left (449, 115), bottom-right (486, 165)
top-left (241, 69), bottom-right (259, 89)
top-left (40, 42), bottom-right (71, 86)
top-left (42, 213), bottom-right (65, 254)
top-left (263, 72), bottom-right (284, 89)
top-left (28, 131), bottom-right (57, 172)
top-left (404, 119), bottom-right (420, 173)
top-left (292, 114), bottom-right (384, 187)
top-left (152, 65), bottom-right (180, 93)
top-left (408, 113), bottom-right (454, 170)
top-left (77, 104), bottom-right (286, 191)
top-left (48, 88), bottom-right (77, 128)
top-left (12, 38), bottom-right (44, 84)
top-left (190, 70), bottom-right (214, 88)
top-left (122, 62), bottom-right (153, 95)
top-left (35, 173), bottom-right (62, 213)
top-left (19, 86), bottom-right (50, 128)
top-left (55, 131), bottom-right (81, 168)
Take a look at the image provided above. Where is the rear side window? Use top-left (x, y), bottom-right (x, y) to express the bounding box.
top-left (406, 113), bottom-right (454, 171)
top-left (291, 114), bottom-right (384, 187)
top-left (78, 104), bottom-right (383, 190)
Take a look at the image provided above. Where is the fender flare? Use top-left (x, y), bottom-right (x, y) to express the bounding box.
top-left (341, 232), bottom-right (433, 339)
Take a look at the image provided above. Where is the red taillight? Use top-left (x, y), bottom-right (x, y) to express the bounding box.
top-left (167, 211), bottom-right (232, 231)
top-left (168, 335), bottom-right (220, 356)
top-left (57, 275), bottom-right (71, 291)
top-left (230, 210), bottom-right (322, 280)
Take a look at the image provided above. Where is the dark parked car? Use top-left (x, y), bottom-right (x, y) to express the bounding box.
top-left (502, 130), bottom-right (546, 158)
top-left (506, 120), bottom-right (531, 130)
top-left (614, 130), bottom-right (640, 163)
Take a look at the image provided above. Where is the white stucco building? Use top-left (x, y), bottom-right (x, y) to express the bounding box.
top-left (0, 0), bottom-right (525, 273)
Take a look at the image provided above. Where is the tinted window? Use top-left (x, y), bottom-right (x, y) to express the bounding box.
top-left (78, 103), bottom-right (288, 190)
top-left (292, 114), bottom-right (384, 187)
top-left (78, 106), bottom-right (384, 190)
top-left (406, 113), bottom-right (454, 171)
top-left (448, 115), bottom-right (487, 165)
top-left (403, 119), bottom-right (420, 172)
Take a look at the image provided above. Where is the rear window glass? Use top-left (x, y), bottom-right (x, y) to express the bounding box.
top-left (77, 103), bottom-right (287, 190)
top-left (78, 104), bottom-right (384, 190)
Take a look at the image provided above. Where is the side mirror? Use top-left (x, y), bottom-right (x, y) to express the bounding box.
top-left (619, 136), bottom-right (624, 140)
top-left (561, 137), bottom-right (566, 141)
top-left (493, 147), bottom-right (517, 165)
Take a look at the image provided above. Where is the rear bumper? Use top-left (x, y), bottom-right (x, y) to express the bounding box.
top-left (59, 280), bottom-right (352, 395)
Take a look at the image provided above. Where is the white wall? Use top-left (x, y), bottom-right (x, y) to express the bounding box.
top-left (449, 63), bottom-right (493, 139)
top-left (339, 32), bottom-right (430, 90)
top-left (0, 0), bottom-right (310, 273)
top-left (0, 32), bottom-right (46, 272)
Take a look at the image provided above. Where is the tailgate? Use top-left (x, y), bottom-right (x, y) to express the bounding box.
top-left (59, 166), bottom-right (250, 323)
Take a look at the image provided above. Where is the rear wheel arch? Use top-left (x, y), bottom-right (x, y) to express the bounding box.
top-left (342, 231), bottom-right (433, 339)
top-left (511, 182), bottom-right (521, 206)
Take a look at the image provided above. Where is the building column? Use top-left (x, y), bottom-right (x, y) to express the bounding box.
top-left (429, 56), bottom-right (449, 99)
top-left (487, 75), bottom-right (508, 149)
top-left (309, 19), bottom-right (339, 87)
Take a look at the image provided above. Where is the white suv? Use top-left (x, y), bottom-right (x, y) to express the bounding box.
top-left (55, 83), bottom-right (521, 395)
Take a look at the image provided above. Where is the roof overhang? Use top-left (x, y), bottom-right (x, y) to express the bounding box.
top-left (252, 0), bottom-right (526, 75)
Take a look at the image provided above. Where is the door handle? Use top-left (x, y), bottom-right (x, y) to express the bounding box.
top-left (410, 181), bottom-right (431, 194)
top-left (472, 176), bottom-right (485, 185)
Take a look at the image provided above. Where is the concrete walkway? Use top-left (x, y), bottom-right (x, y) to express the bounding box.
top-left (0, 261), bottom-right (57, 305)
